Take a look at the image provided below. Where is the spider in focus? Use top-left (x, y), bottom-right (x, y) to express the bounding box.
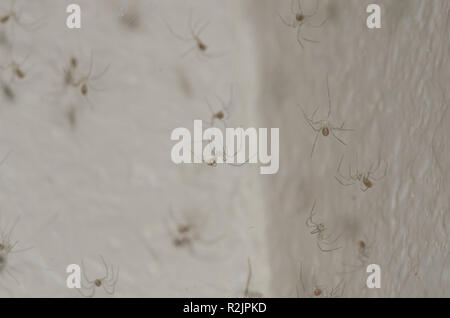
top-left (78, 256), bottom-right (119, 298)
top-left (300, 77), bottom-right (354, 157)
top-left (305, 201), bottom-right (342, 252)
top-left (334, 155), bottom-right (387, 191)
top-left (279, 0), bottom-right (328, 48)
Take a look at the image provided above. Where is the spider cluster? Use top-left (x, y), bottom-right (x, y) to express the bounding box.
top-left (62, 53), bottom-right (109, 104)
top-left (166, 208), bottom-right (225, 256)
top-left (0, 1), bottom-right (43, 102)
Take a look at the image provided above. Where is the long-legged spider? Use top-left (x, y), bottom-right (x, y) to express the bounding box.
top-left (71, 53), bottom-right (109, 100)
top-left (244, 258), bottom-right (263, 298)
top-left (61, 53), bottom-right (109, 108)
top-left (78, 256), bottom-right (119, 298)
top-left (334, 155), bottom-right (387, 191)
top-left (279, 0), bottom-right (328, 48)
top-left (296, 264), bottom-right (345, 298)
top-left (301, 78), bottom-right (354, 157)
top-left (192, 137), bottom-right (253, 168)
top-left (340, 235), bottom-right (375, 275)
top-left (165, 11), bottom-right (218, 60)
top-left (0, 54), bottom-right (30, 81)
top-left (0, 0), bottom-right (44, 32)
top-left (205, 85), bottom-right (233, 128)
top-left (305, 201), bottom-right (342, 252)
top-left (0, 216), bottom-right (32, 284)
top-left (166, 208), bottom-right (225, 255)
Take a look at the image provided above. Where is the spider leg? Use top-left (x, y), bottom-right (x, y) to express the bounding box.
top-left (334, 176), bottom-right (354, 186)
top-left (296, 26), bottom-right (305, 48)
top-left (5, 268), bottom-right (19, 285)
top-left (5, 216), bottom-right (19, 244)
top-left (164, 18), bottom-right (192, 42)
top-left (305, 205), bottom-right (318, 229)
top-left (196, 20), bottom-right (210, 36)
top-left (298, 263), bottom-right (307, 296)
top-left (301, 107), bottom-right (320, 132)
top-left (336, 154), bottom-right (345, 170)
top-left (326, 76), bottom-right (332, 118)
top-left (90, 62), bottom-right (110, 82)
top-left (9, 244), bottom-right (33, 254)
top-left (296, 0), bottom-right (303, 14)
top-left (302, 35), bottom-right (320, 43)
top-left (324, 232), bottom-right (342, 245)
top-left (103, 266), bottom-right (118, 296)
top-left (81, 260), bottom-right (94, 285)
top-left (307, 16), bottom-right (329, 28)
top-left (180, 45), bottom-right (197, 58)
top-left (360, 186), bottom-right (369, 192)
top-left (103, 284), bottom-right (115, 295)
top-left (307, 0), bottom-right (319, 17)
top-left (335, 157), bottom-right (354, 185)
top-left (77, 285), bottom-right (96, 298)
top-left (317, 240), bottom-right (341, 252)
top-left (290, 0), bottom-right (297, 15)
top-left (331, 130), bottom-right (347, 146)
top-left (278, 13), bottom-right (294, 28)
top-left (333, 126), bottom-right (355, 132)
top-left (372, 162), bottom-right (388, 181)
top-left (99, 255), bottom-right (111, 280)
top-left (310, 130), bottom-right (320, 157)
top-left (329, 280), bottom-right (345, 298)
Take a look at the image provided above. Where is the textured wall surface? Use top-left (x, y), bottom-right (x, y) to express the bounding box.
top-left (0, 0), bottom-right (448, 297)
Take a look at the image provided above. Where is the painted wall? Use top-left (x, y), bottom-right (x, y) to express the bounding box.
top-left (0, 0), bottom-right (448, 297)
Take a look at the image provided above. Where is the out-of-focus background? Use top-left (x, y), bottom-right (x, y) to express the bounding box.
top-left (0, 0), bottom-right (448, 297)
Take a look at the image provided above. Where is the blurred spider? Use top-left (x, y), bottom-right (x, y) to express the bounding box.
top-left (165, 11), bottom-right (221, 60)
top-left (296, 264), bottom-right (345, 298)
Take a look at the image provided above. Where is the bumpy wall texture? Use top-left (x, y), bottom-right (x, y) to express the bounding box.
top-left (0, 0), bottom-right (448, 297)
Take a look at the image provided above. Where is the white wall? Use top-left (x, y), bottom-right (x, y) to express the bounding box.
top-left (0, 0), bottom-right (448, 297)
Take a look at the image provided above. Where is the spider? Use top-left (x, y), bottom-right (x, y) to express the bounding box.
top-left (63, 56), bottom-right (78, 87)
top-left (61, 53), bottom-right (109, 108)
top-left (279, 0), bottom-right (328, 48)
top-left (166, 208), bottom-right (225, 255)
top-left (244, 259), bottom-right (264, 298)
top-left (340, 236), bottom-right (374, 275)
top-left (0, 0), bottom-right (43, 32)
top-left (334, 155), bottom-right (387, 191)
top-left (205, 86), bottom-right (233, 128)
top-left (78, 256), bottom-right (119, 298)
top-left (192, 139), bottom-right (252, 168)
top-left (0, 216), bottom-right (32, 284)
top-left (70, 53), bottom-right (109, 98)
top-left (0, 53), bottom-right (30, 82)
top-left (165, 11), bottom-right (218, 60)
top-left (301, 77), bottom-right (354, 157)
top-left (296, 264), bottom-right (344, 298)
top-left (305, 201), bottom-right (342, 252)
